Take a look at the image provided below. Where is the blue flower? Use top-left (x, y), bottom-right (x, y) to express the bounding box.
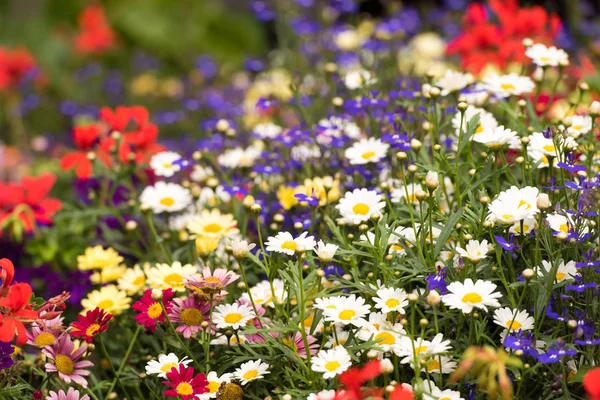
top-left (538, 341), bottom-right (577, 364)
top-left (425, 265), bottom-right (448, 294)
top-left (495, 235), bottom-right (520, 252)
top-left (0, 342), bottom-right (14, 371)
top-left (295, 193), bottom-right (319, 207)
top-left (503, 331), bottom-right (539, 360)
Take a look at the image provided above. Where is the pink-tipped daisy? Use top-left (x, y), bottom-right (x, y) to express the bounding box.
top-left (168, 296), bottom-right (211, 339)
top-left (43, 334), bottom-right (94, 387)
top-left (163, 364), bottom-right (209, 399)
top-left (45, 388), bottom-right (90, 400)
top-left (284, 332), bottom-right (319, 359)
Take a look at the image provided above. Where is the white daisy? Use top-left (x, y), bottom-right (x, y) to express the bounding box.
top-left (325, 329), bottom-right (350, 348)
top-left (312, 296), bottom-right (339, 312)
top-left (525, 43), bottom-right (569, 67)
top-left (391, 183), bottom-right (423, 205)
top-left (234, 360), bottom-right (270, 385)
top-left (253, 122), bottom-right (282, 139)
top-left (145, 353), bottom-right (193, 378)
top-left (538, 259), bottom-right (578, 282)
top-left (336, 188), bottom-right (386, 224)
top-left (140, 182), bottom-right (192, 214)
top-left (451, 105), bottom-right (498, 138)
top-left (314, 240), bottom-right (339, 262)
top-left (546, 212), bottom-right (589, 237)
top-left (487, 186), bottom-right (540, 225)
top-left (149, 151), bottom-right (184, 177)
top-left (307, 390), bottom-right (337, 400)
top-left (264, 231), bottom-right (317, 255)
top-left (345, 138), bottom-right (389, 165)
top-left (199, 371), bottom-right (233, 400)
top-left (421, 355), bottom-right (457, 374)
top-left (242, 279), bottom-right (286, 308)
top-left (455, 239), bottom-right (490, 263)
top-left (373, 287), bottom-right (409, 314)
top-left (509, 217), bottom-right (538, 236)
top-left (472, 126), bottom-right (521, 150)
top-left (396, 333), bottom-right (452, 364)
top-left (482, 73), bottom-right (535, 98)
top-left (441, 279), bottom-right (502, 313)
top-left (493, 307), bottom-right (535, 332)
top-left (311, 347), bottom-right (352, 379)
top-left (567, 115), bottom-right (592, 137)
top-left (435, 70), bottom-right (474, 96)
top-left (357, 320), bottom-right (404, 352)
top-left (218, 146), bottom-right (262, 169)
top-left (425, 387), bottom-right (464, 400)
top-left (213, 303), bottom-right (255, 330)
top-left (317, 116), bottom-right (362, 143)
top-left (344, 69), bottom-right (376, 90)
top-left (322, 294), bottom-right (371, 327)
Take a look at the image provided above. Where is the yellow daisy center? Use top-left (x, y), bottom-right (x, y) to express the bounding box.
top-left (176, 382), bottom-right (193, 396)
top-left (427, 359), bottom-right (441, 372)
top-left (556, 272), bottom-right (566, 281)
top-left (462, 292), bottom-right (483, 304)
top-left (181, 308), bottom-right (204, 326)
top-left (147, 302), bottom-right (163, 319)
top-left (375, 332), bottom-right (396, 345)
top-left (161, 362), bottom-right (178, 373)
top-left (207, 381), bottom-right (221, 393)
top-left (572, 124), bottom-right (583, 131)
top-left (281, 241), bottom-right (298, 251)
top-left (338, 309), bottom-right (356, 320)
top-left (543, 144), bottom-right (556, 153)
top-left (34, 332), bottom-right (55, 347)
top-left (204, 223), bottom-right (223, 234)
top-left (325, 361), bottom-right (341, 372)
top-left (361, 151), bottom-right (376, 160)
top-left (224, 313), bottom-right (243, 324)
top-left (55, 354), bottom-right (74, 375)
top-left (385, 298), bottom-right (400, 309)
top-left (133, 276), bottom-right (145, 286)
top-left (243, 370), bottom-right (258, 380)
top-left (500, 83), bottom-right (516, 91)
top-left (501, 214), bottom-right (514, 221)
top-left (506, 320), bottom-right (523, 330)
top-left (163, 163), bottom-right (173, 169)
top-left (160, 197), bottom-right (175, 206)
top-left (352, 203), bottom-right (370, 215)
top-left (415, 345), bottom-right (428, 355)
top-left (518, 200), bottom-right (531, 209)
top-left (85, 323), bottom-right (101, 337)
top-left (97, 299), bottom-right (114, 311)
top-left (475, 125), bottom-right (484, 134)
top-left (559, 223), bottom-right (569, 233)
top-left (164, 273), bottom-right (184, 287)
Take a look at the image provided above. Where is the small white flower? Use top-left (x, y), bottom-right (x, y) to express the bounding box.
top-left (311, 347), bottom-right (352, 379)
top-left (435, 69), bottom-right (474, 96)
top-left (373, 287), bottom-right (409, 314)
top-left (525, 43), bottom-right (569, 67)
top-left (265, 231), bottom-right (317, 255)
top-left (345, 137), bottom-right (389, 165)
top-left (567, 115), bottom-right (592, 137)
top-left (145, 353), bottom-right (193, 378)
top-left (451, 106), bottom-right (498, 137)
top-left (472, 126), bottom-right (521, 150)
top-left (234, 360), bottom-right (270, 385)
top-left (441, 279), bottom-right (502, 313)
top-left (344, 69), bottom-right (376, 90)
top-left (230, 239), bottom-right (256, 258)
top-left (336, 188), bottom-right (386, 224)
top-left (482, 73), bottom-right (535, 98)
top-left (493, 307), bottom-right (534, 332)
top-left (315, 240), bottom-right (339, 262)
top-left (213, 303), bottom-right (254, 330)
top-left (538, 259), bottom-right (578, 282)
top-left (322, 294), bottom-right (371, 326)
top-left (149, 151), bottom-right (184, 177)
top-left (139, 182), bottom-right (192, 214)
top-left (455, 239), bottom-right (490, 263)
top-left (396, 333), bottom-right (452, 365)
top-left (253, 122), bottom-right (282, 139)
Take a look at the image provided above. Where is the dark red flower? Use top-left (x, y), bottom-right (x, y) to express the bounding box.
top-left (0, 282), bottom-right (38, 345)
top-left (70, 307), bottom-right (113, 343)
top-left (584, 367), bottom-right (600, 400)
top-left (75, 4), bottom-right (116, 55)
top-left (0, 47), bottom-right (36, 91)
top-left (133, 289), bottom-right (174, 331)
top-left (163, 364), bottom-right (209, 399)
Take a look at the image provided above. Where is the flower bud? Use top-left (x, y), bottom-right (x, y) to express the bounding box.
top-left (151, 289), bottom-right (163, 300)
top-left (536, 193), bottom-right (551, 210)
top-left (216, 119), bottom-right (230, 132)
top-left (457, 101), bottom-right (468, 112)
top-left (427, 290), bottom-right (441, 306)
top-left (125, 220), bottom-right (138, 231)
top-left (410, 138), bottom-right (422, 151)
top-left (522, 268), bottom-right (534, 279)
top-left (425, 171), bottom-right (439, 190)
top-left (590, 101), bottom-right (600, 117)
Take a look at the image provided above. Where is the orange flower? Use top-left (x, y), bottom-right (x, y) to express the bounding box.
top-left (0, 282), bottom-right (38, 345)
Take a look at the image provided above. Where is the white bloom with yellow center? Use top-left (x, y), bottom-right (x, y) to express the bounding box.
top-left (149, 151), bottom-right (183, 177)
top-left (451, 106), bottom-right (498, 137)
top-left (145, 353), bottom-right (193, 378)
top-left (307, 390), bottom-right (337, 400)
top-left (253, 122), bottom-right (282, 139)
top-left (140, 181), bottom-right (192, 214)
top-left (312, 296), bottom-right (339, 312)
top-left (396, 333), bottom-right (452, 364)
top-left (234, 360), bottom-right (270, 385)
top-left (441, 279), bottom-right (501, 313)
top-left (186, 209), bottom-right (239, 239)
top-left (487, 186), bottom-right (540, 225)
top-left (435, 70), bottom-right (474, 96)
top-left (357, 321), bottom-right (405, 352)
top-left (344, 69), bottom-right (376, 90)
top-left (198, 371), bottom-right (233, 399)
top-left (509, 216), bottom-right (537, 236)
top-left (493, 307), bottom-right (534, 332)
top-left (455, 239), bottom-right (490, 263)
top-left (482, 73), bottom-right (535, 98)
top-left (420, 355), bottom-right (457, 374)
top-left (525, 43), bottom-right (569, 67)
top-left (311, 347), bottom-right (352, 379)
top-left (322, 294), bottom-right (371, 327)
top-left (315, 240), bottom-right (338, 262)
top-left (391, 183), bottom-right (423, 205)
top-left (538, 259), bottom-right (577, 282)
top-left (265, 231), bottom-right (317, 255)
top-left (345, 138), bottom-right (389, 165)
top-left (81, 284), bottom-right (131, 315)
top-left (145, 262), bottom-right (197, 292)
top-left (425, 387), bottom-right (464, 400)
top-left (473, 126), bottom-right (521, 150)
top-left (336, 188), bottom-right (386, 224)
top-left (213, 303), bottom-right (254, 330)
top-left (567, 115), bottom-right (592, 137)
top-left (117, 264), bottom-right (147, 295)
top-left (218, 146), bottom-right (262, 169)
top-left (373, 287), bottom-right (409, 314)
top-left (546, 212), bottom-right (589, 236)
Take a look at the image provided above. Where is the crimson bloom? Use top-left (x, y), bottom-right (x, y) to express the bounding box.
top-left (75, 4), bottom-right (116, 55)
top-left (0, 258), bottom-right (15, 296)
top-left (584, 367), bottom-right (600, 400)
top-left (163, 364), bottom-right (209, 399)
top-left (339, 360), bottom-right (385, 400)
top-left (0, 47), bottom-right (36, 91)
top-left (70, 307), bottom-right (113, 343)
top-left (60, 125), bottom-right (111, 179)
top-left (0, 282), bottom-right (38, 345)
top-left (133, 289), bottom-right (174, 331)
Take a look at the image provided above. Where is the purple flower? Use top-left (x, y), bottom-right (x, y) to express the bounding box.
top-left (295, 193), bottom-right (319, 207)
top-left (425, 265), bottom-right (448, 294)
top-left (557, 153), bottom-right (586, 174)
top-left (0, 342), bottom-right (14, 370)
top-left (538, 341), bottom-right (577, 364)
top-left (495, 235), bottom-right (520, 252)
top-left (503, 331), bottom-right (539, 360)
top-left (565, 276), bottom-right (597, 292)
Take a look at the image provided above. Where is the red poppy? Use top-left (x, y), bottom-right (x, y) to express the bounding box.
top-left (339, 360), bottom-right (383, 399)
top-left (389, 386), bottom-right (414, 400)
top-left (0, 258), bottom-right (15, 296)
top-left (447, 0), bottom-right (561, 73)
top-left (75, 4), bottom-right (116, 55)
top-left (70, 307), bottom-right (113, 343)
top-left (60, 124), bottom-right (112, 179)
top-left (0, 47), bottom-right (36, 91)
top-left (163, 364), bottom-right (209, 399)
top-left (133, 289), bottom-right (174, 331)
top-left (0, 282), bottom-right (38, 345)
top-left (584, 367), bottom-right (600, 400)
top-left (0, 173), bottom-right (62, 237)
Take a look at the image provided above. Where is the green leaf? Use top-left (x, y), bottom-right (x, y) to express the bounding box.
top-left (434, 207), bottom-right (464, 259)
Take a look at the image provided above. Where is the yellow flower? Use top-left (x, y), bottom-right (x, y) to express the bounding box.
top-left (130, 73), bottom-right (158, 97)
top-left (277, 186), bottom-right (298, 210)
top-left (145, 262), bottom-right (197, 292)
top-left (90, 264), bottom-right (127, 284)
top-left (117, 264), bottom-right (147, 295)
top-left (186, 209), bottom-right (239, 239)
top-left (81, 285), bottom-right (131, 315)
top-left (195, 236), bottom-right (220, 255)
top-left (296, 176), bottom-right (341, 206)
top-left (77, 246), bottom-right (124, 271)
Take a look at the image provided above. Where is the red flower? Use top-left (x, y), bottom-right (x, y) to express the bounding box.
top-left (390, 386), bottom-right (414, 400)
top-left (70, 307), bottom-right (113, 343)
top-left (339, 360), bottom-right (384, 399)
top-left (584, 367), bottom-right (600, 400)
top-left (60, 124), bottom-right (112, 179)
top-left (0, 173), bottom-right (62, 237)
top-left (0, 258), bottom-right (15, 296)
top-left (0, 47), bottom-right (36, 91)
top-left (133, 289), bottom-right (174, 331)
top-left (163, 364), bottom-right (209, 399)
top-left (0, 282), bottom-right (38, 345)
top-left (75, 4), bottom-right (116, 55)
top-left (447, 0), bottom-right (561, 73)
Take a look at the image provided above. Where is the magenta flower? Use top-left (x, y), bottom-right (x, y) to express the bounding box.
top-left (168, 296), bottom-right (211, 338)
top-left (186, 267), bottom-right (240, 299)
top-left (285, 332), bottom-right (318, 358)
top-left (43, 334), bottom-right (93, 387)
top-left (45, 388), bottom-right (90, 400)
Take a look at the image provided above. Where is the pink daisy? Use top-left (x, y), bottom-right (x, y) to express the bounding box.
top-left (284, 332), bottom-right (318, 358)
top-left (43, 334), bottom-right (94, 387)
top-left (186, 267), bottom-right (239, 298)
top-left (168, 296), bottom-right (211, 339)
top-left (236, 298), bottom-right (277, 343)
top-left (45, 387), bottom-right (90, 400)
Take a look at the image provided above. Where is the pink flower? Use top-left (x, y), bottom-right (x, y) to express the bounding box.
top-left (168, 296), bottom-right (211, 339)
top-left (133, 289), bottom-right (174, 331)
top-left (43, 334), bottom-right (93, 387)
top-left (285, 332), bottom-right (318, 358)
top-left (186, 267), bottom-right (239, 298)
top-left (46, 387), bottom-right (90, 400)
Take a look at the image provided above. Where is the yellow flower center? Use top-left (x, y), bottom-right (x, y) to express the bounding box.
top-left (385, 298), bottom-right (400, 309)
top-left (207, 381), bottom-right (221, 393)
top-left (224, 313), bottom-right (243, 324)
top-left (205, 276), bottom-right (222, 285)
top-left (559, 223), bottom-right (569, 233)
top-left (160, 197), bottom-right (175, 206)
top-left (85, 323), bottom-right (101, 338)
top-left (181, 308), bottom-right (204, 326)
top-left (133, 276), bottom-right (145, 286)
top-left (55, 354), bottom-right (74, 375)
top-left (556, 272), bottom-right (567, 281)
top-left (361, 151), bottom-right (376, 160)
top-left (462, 292), bottom-right (483, 304)
top-left (572, 124), bottom-right (583, 131)
top-left (506, 320), bottom-right (523, 330)
top-left (338, 309), bottom-right (356, 321)
top-left (281, 241), bottom-right (298, 251)
top-left (204, 223), bottom-right (223, 234)
top-left (500, 83), bottom-right (516, 91)
top-left (415, 345), bottom-right (428, 355)
top-left (352, 203), bottom-right (370, 215)
top-left (161, 362), bottom-right (178, 373)
top-left (243, 370), bottom-right (259, 380)
top-left (147, 302), bottom-right (163, 319)
top-left (427, 359), bottom-right (441, 372)
top-left (176, 382), bottom-right (193, 396)
top-left (501, 214), bottom-right (514, 221)
top-left (518, 200), bottom-right (531, 209)
top-left (34, 332), bottom-right (55, 347)
top-left (375, 332), bottom-right (396, 345)
top-left (97, 299), bottom-right (114, 311)
top-left (163, 163), bottom-right (173, 169)
top-left (325, 361), bottom-right (341, 372)
top-left (164, 273), bottom-right (184, 287)
top-left (543, 144), bottom-right (556, 153)
top-left (475, 125), bottom-right (484, 134)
